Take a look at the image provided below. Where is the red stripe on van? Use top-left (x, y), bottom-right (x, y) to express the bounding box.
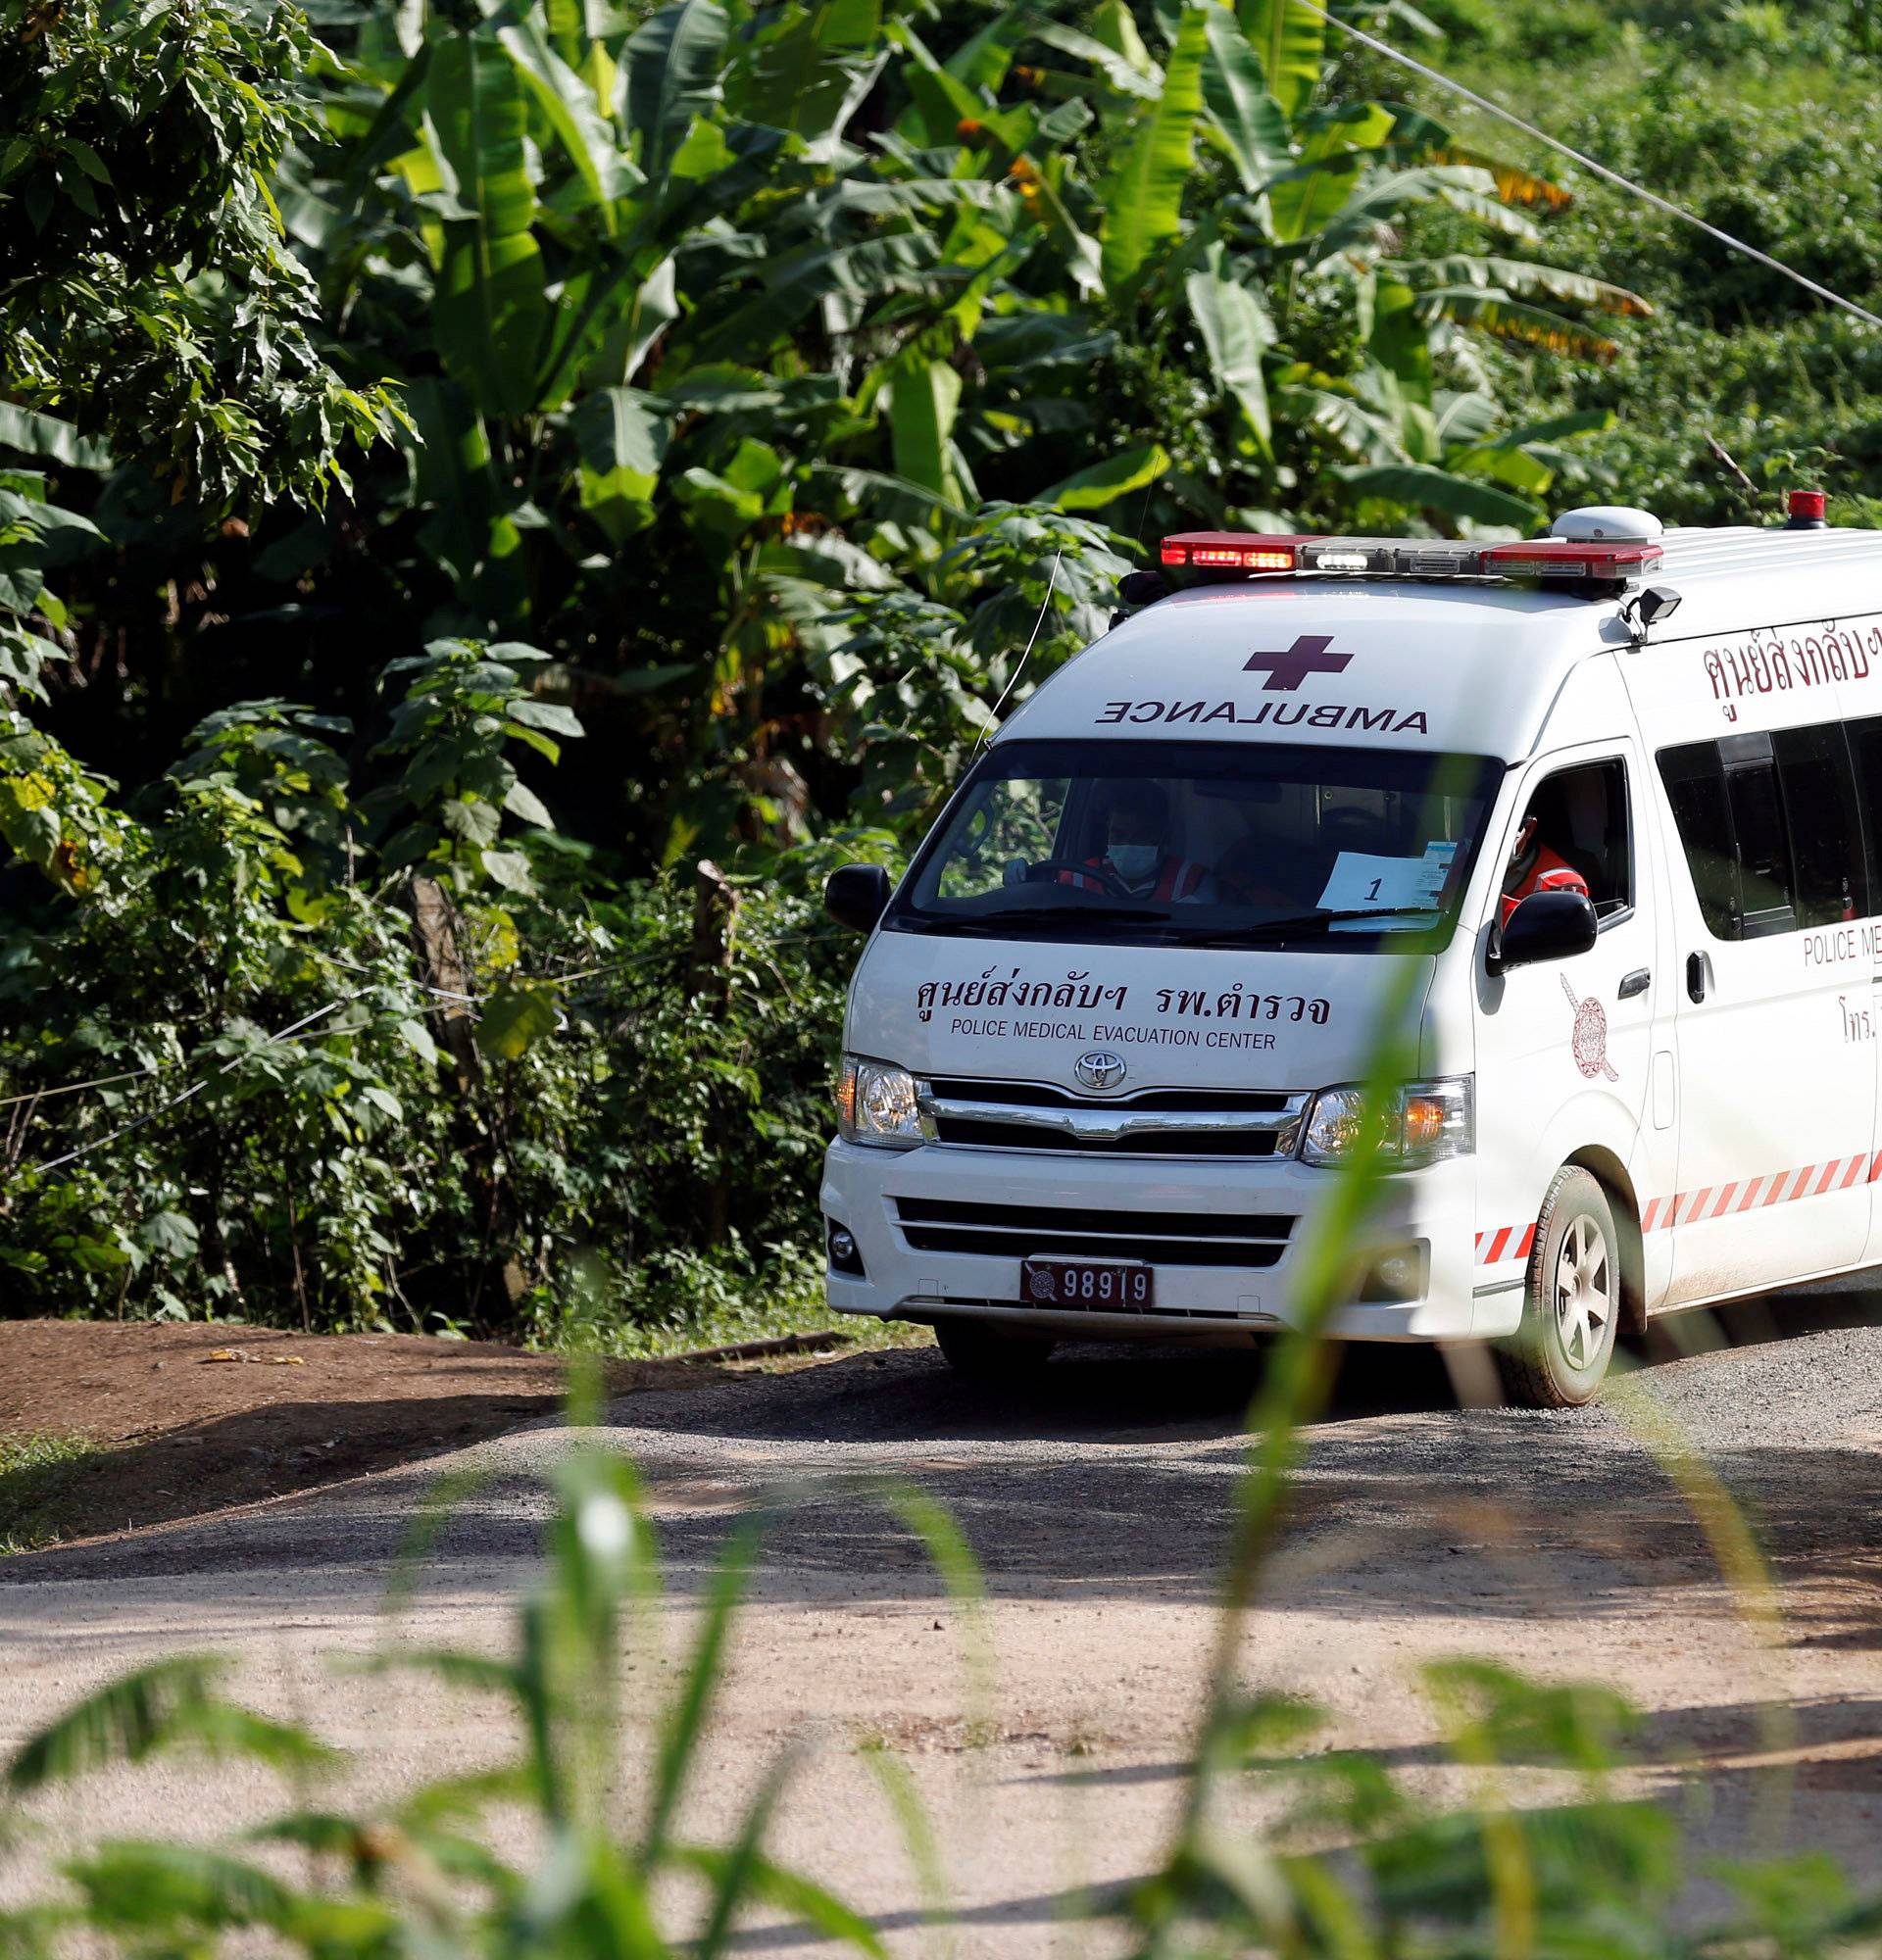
top-left (1640, 1198), bottom-right (1660, 1232)
top-left (1813, 1160), bottom-right (1841, 1196)
top-left (1514, 1224), bottom-right (1535, 1261)
top-left (1841, 1153), bottom-right (1866, 1190)
top-left (1708, 1183), bottom-right (1738, 1219)
top-left (1486, 1227), bottom-right (1512, 1263)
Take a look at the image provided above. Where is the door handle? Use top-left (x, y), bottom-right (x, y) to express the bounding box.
top-left (1686, 951), bottom-right (1708, 1004)
top-left (1618, 968), bottom-right (1651, 1000)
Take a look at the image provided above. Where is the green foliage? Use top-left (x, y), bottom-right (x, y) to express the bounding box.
top-left (6, 1419), bottom-right (1881, 1956)
top-left (0, 660), bottom-right (881, 1336)
top-left (0, 0), bottom-right (404, 510)
top-left (1356, 0), bottom-right (1882, 527)
top-left (0, 0), bottom-right (1640, 1338)
top-left (0, 1441), bottom-right (891, 1960)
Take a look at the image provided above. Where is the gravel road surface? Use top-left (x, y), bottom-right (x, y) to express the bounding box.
top-left (5, 1290), bottom-right (1882, 1952)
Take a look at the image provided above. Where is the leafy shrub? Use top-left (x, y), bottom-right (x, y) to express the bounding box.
top-left (0, 639), bottom-right (894, 1341)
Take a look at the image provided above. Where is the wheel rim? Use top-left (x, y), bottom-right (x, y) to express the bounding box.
top-left (1553, 1212), bottom-right (1613, 1371)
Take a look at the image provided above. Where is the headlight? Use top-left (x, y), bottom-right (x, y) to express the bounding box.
top-left (834, 1054), bottom-right (931, 1149)
top-left (1299, 1076), bottom-right (1473, 1169)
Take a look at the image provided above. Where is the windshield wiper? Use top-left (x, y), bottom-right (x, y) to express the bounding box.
top-left (919, 903), bottom-right (1170, 935)
top-left (1230, 906), bottom-right (1446, 940)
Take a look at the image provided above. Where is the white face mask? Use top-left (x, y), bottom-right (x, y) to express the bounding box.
top-left (1108, 843), bottom-right (1160, 886)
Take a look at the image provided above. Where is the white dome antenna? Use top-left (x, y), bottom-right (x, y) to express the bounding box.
top-left (1549, 506), bottom-right (1663, 543)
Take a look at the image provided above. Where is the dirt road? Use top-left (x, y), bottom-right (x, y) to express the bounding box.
top-left (5, 1291), bottom-right (1882, 1950)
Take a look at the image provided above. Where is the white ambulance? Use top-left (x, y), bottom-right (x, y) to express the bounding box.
top-left (818, 499), bottom-right (1882, 1404)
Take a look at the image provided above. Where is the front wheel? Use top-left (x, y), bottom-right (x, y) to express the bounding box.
top-left (933, 1318), bottom-right (1055, 1380)
top-left (1497, 1166), bottom-right (1620, 1408)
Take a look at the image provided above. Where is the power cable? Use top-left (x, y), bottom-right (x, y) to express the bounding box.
top-left (23, 993), bottom-right (364, 1179)
top-left (978, 548), bottom-right (1063, 747)
top-left (1299, 0), bottom-right (1882, 333)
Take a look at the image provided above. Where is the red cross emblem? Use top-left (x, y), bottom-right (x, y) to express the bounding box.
top-left (1243, 635), bottom-right (1351, 690)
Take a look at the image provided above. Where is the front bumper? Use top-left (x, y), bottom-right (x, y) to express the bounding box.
top-left (820, 1139), bottom-right (1518, 1344)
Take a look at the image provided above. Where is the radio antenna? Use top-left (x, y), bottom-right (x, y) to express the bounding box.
top-left (977, 549), bottom-right (1062, 750)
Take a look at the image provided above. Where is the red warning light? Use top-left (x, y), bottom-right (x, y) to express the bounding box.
top-left (1159, 532), bottom-right (1320, 573)
top-left (1789, 489), bottom-right (1827, 522)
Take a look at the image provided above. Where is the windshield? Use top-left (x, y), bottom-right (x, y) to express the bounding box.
top-left (888, 739), bottom-right (1503, 950)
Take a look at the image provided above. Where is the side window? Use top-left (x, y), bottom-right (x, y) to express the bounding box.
top-left (1722, 734), bottom-right (1797, 936)
top-left (1658, 724), bottom-right (1866, 940)
top-left (1659, 743), bottom-right (1737, 937)
top-left (1506, 759), bottom-right (1631, 917)
top-left (1774, 724), bottom-right (1865, 926)
top-left (1843, 716), bottom-right (1882, 912)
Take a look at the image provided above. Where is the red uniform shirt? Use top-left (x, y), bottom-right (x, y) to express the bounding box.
top-left (1500, 842), bottom-right (1588, 926)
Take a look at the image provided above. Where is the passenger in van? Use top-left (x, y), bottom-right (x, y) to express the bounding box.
top-left (1061, 781), bottom-right (1213, 902)
top-left (1501, 806), bottom-right (1591, 925)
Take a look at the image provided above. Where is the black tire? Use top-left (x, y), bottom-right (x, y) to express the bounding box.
top-left (1497, 1166), bottom-right (1621, 1408)
top-left (933, 1318), bottom-right (1054, 1379)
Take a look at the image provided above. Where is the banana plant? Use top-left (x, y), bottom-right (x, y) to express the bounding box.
top-left (277, 0), bottom-right (1645, 855)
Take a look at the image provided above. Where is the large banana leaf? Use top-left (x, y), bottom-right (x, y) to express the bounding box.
top-left (573, 388), bottom-right (670, 543)
top-left (945, 2), bottom-right (1033, 92)
top-left (1415, 255), bottom-right (1654, 318)
top-left (1201, 9), bottom-right (1288, 196)
top-left (1030, 21), bottom-right (1160, 100)
top-left (1040, 442), bottom-right (1169, 512)
top-left (1273, 381), bottom-right (1427, 466)
top-left (1186, 251), bottom-right (1273, 455)
top-left (425, 32), bottom-right (548, 419)
top-left (883, 354), bottom-right (964, 505)
top-left (724, 0), bottom-right (885, 157)
top-left (1100, 2), bottom-right (1209, 295)
top-left (622, 0), bottom-right (728, 180)
top-left (887, 21), bottom-right (982, 148)
top-left (496, 18), bottom-right (637, 217)
top-left (689, 233), bottom-right (949, 365)
top-left (1265, 102), bottom-right (1395, 245)
top-left (1415, 288), bottom-right (1622, 362)
top-left (1335, 461), bottom-right (1536, 528)
top-left (1238, 0), bottom-right (1324, 120)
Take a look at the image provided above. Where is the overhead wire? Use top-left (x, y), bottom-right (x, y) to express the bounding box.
top-left (23, 994), bottom-right (366, 1178)
top-left (979, 548), bottom-right (1063, 746)
top-left (1296, 0), bottom-right (1882, 333)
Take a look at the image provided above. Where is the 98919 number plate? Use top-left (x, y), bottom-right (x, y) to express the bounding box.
top-left (1019, 1257), bottom-right (1154, 1311)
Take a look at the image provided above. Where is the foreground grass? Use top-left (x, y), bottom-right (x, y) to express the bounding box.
top-left (0, 1432), bottom-right (105, 1555)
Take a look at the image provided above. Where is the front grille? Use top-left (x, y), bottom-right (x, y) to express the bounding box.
top-left (917, 1078), bottom-right (1307, 1159)
top-left (926, 1079), bottom-right (1294, 1113)
top-left (893, 1197), bottom-right (1292, 1268)
top-left (932, 1119), bottom-right (1287, 1157)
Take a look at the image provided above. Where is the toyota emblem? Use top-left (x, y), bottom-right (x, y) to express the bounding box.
top-left (1074, 1050), bottom-right (1126, 1093)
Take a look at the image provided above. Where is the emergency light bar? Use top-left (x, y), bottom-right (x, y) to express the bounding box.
top-left (1158, 530), bottom-right (1662, 588)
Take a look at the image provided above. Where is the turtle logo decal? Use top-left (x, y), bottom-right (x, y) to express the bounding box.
top-left (1561, 974), bottom-right (1618, 1082)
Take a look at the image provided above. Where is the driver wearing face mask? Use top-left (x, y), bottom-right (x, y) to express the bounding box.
top-left (1061, 782), bottom-right (1212, 902)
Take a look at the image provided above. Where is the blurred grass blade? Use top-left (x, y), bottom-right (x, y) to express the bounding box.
top-left (857, 1740), bottom-right (950, 1945)
top-left (879, 1479), bottom-right (993, 1729)
top-left (691, 1743), bottom-right (797, 1959)
top-left (6, 1656), bottom-right (330, 1793)
top-left (643, 1516), bottom-right (763, 1859)
top-left (678, 1841), bottom-right (892, 1960)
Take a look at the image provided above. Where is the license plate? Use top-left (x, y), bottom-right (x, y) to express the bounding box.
top-left (1019, 1257), bottom-right (1154, 1311)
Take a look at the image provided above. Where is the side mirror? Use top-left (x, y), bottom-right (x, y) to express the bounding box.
top-left (824, 863), bottom-right (893, 935)
top-left (1490, 888), bottom-right (1600, 973)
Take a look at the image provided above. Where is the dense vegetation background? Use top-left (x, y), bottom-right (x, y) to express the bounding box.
top-left (3, 0), bottom-right (1879, 1347)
